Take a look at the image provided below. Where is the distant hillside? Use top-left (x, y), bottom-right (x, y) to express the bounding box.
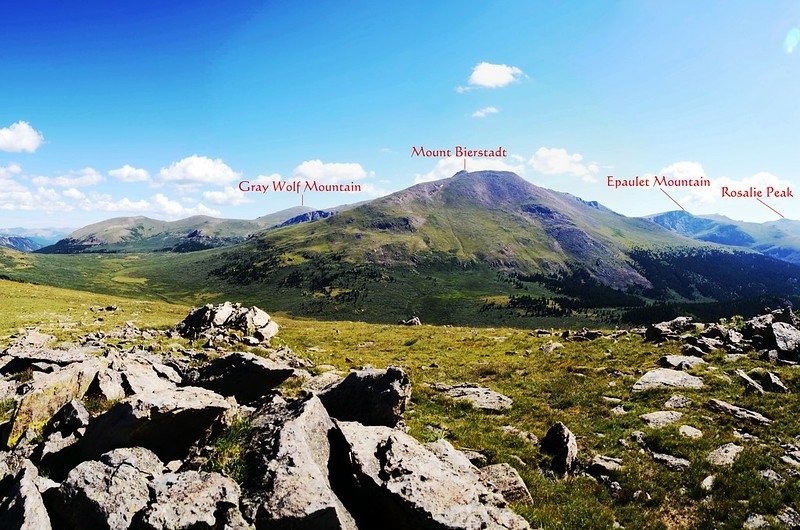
top-left (0, 236), bottom-right (40, 252)
top-left (647, 210), bottom-right (800, 264)
top-left (36, 206), bottom-right (324, 254)
top-left (0, 227), bottom-right (71, 250)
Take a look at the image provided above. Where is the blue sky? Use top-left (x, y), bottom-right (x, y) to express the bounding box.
top-left (1, 0), bottom-right (798, 228)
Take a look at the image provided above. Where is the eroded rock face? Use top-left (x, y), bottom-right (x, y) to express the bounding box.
top-left (134, 471), bottom-right (246, 530)
top-left (540, 422), bottom-right (578, 477)
top-left (773, 322), bottom-right (800, 360)
top-left (241, 395), bottom-right (357, 530)
top-left (5, 357), bottom-right (104, 447)
top-left (187, 352), bottom-right (297, 405)
top-left (78, 386), bottom-right (230, 462)
top-left (319, 366), bottom-right (410, 427)
top-left (335, 421), bottom-right (530, 530)
top-left (0, 460), bottom-right (52, 530)
top-left (479, 463), bottom-right (533, 506)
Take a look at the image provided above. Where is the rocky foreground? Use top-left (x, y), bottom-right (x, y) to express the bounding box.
top-left (0, 302), bottom-right (799, 529)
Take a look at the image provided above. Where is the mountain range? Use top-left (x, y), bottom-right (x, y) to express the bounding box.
top-left (3, 170), bottom-right (799, 325)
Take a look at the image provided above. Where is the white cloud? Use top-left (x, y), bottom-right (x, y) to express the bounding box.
top-left (0, 121), bottom-right (44, 153)
top-left (529, 147), bottom-right (599, 183)
top-left (414, 156), bottom-right (526, 184)
top-left (681, 170), bottom-right (792, 206)
top-left (0, 163), bottom-right (22, 177)
top-left (159, 155), bottom-right (239, 185)
top-left (293, 160), bottom-right (370, 183)
top-left (458, 62), bottom-right (524, 91)
top-left (150, 193), bottom-right (218, 217)
top-left (32, 167), bottom-right (104, 187)
top-left (62, 188), bottom-right (85, 200)
top-left (109, 164), bottom-right (150, 182)
top-left (472, 106), bottom-right (499, 118)
top-left (203, 186), bottom-right (251, 206)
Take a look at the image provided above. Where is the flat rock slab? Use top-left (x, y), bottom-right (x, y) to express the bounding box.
top-left (707, 399), bottom-right (772, 425)
top-left (319, 366), bottom-right (410, 427)
top-left (679, 425), bottom-right (703, 439)
top-left (0, 346), bottom-right (98, 374)
top-left (640, 411), bottom-right (683, 428)
top-left (433, 383), bottom-right (513, 411)
top-left (707, 443), bottom-right (743, 466)
top-left (651, 451), bottom-right (691, 471)
top-left (336, 421), bottom-right (530, 530)
top-left (659, 355), bottom-right (707, 370)
top-left (189, 352), bottom-right (297, 404)
top-left (479, 463), bottom-right (533, 506)
top-left (78, 386), bottom-right (230, 462)
top-left (633, 369), bottom-right (703, 391)
top-left (664, 394), bottom-right (692, 409)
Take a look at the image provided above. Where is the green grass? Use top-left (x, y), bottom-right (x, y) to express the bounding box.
top-left (1, 279), bottom-right (798, 528)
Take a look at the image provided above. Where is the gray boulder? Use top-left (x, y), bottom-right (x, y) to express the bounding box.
top-left (633, 368), bottom-right (703, 391)
top-left (707, 443), bottom-right (743, 466)
top-left (735, 369), bottom-right (765, 395)
top-left (319, 366), bottom-right (410, 426)
top-left (479, 463), bottom-right (533, 505)
top-left (241, 395), bottom-right (357, 530)
top-left (762, 372), bottom-right (790, 393)
top-left (640, 411), bottom-right (682, 428)
top-left (659, 356), bottom-right (706, 370)
top-left (51, 447), bottom-right (163, 530)
top-left (79, 386), bottom-right (230, 462)
top-left (134, 471), bottom-right (246, 530)
top-left (540, 422), bottom-right (578, 476)
top-left (177, 302), bottom-right (279, 343)
top-left (773, 322), bottom-right (800, 359)
top-left (335, 421), bottom-right (530, 529)
top-left (188, 352), bottom-right (297, 404)
top-left (707, 399), bottom-right (772, 425)
top-left (433, 382), bottom-right (513, 411)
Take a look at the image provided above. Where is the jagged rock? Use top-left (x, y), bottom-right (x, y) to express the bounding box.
top-left (177, 302), bottom-right (279, 343)
top-left (679, 425), bottom-right (703, 439)
top-left (778, 507), bottom-right (800, 529)
top-left (479, 463), bottom-right (533, 505)
top-left (433, 382), bottom-right (513, 411)
top-left (541, 422), bottom-right (578, 476)
top-left (240, 395), bottom-right (357, 529)
top-left (0, 460), bottom-right (52, 530)
top-left (650, 451), bottom-right (690, 470)
top-left (707, 443), bottom-right (743, 466)
top-left (319, 366), bottom-right (410, 427)
top-left (540, 341), bottom-right (563, 354)
top-left (735, 369), bottom-right (765, 395)
top-left (762, 372), bottom-right (790, 393)
top-left (644, 317), bottom-right (693, 343)
top-left (707, 399), bottom-right (772, 425)
top-left (335, 421), bottom-right (530, 530)
top-left (640, 411), bottom-right (682, 428)
top-left (3, 329), bottom-right (54, 352)
top-left (664, 394), bottom-right (692, 409)
top-left (44, 399), bottom-right (89, 437)
top-left (107, 351), bottom-right (181, 396)
top-left (659, 355), bottom-right (706, 370)
top-left (759, 469), bottom-right (784, 484)
top-left (89, 368), bottom-right (126, 401)
top-left (400, 316), bottom-right (422, 326)
top-left (5, 357), bottom-right (103, 447)
top-left (51, 448), bottom-right (163, 530)
top-left (79, 386), bottom-right (230, 462)
top-left (187, 352), bottom-right (297, 404)
top-left (632, 369), bottom-right (703, 391)
top-left (588, 455), bottom-right (623, 475)
top-left (134, 471), bottom-right (246, 530)
top-left (683, 336), bottom-right (722, 355)
top-left (773, 322), bottom-right (800, 356)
